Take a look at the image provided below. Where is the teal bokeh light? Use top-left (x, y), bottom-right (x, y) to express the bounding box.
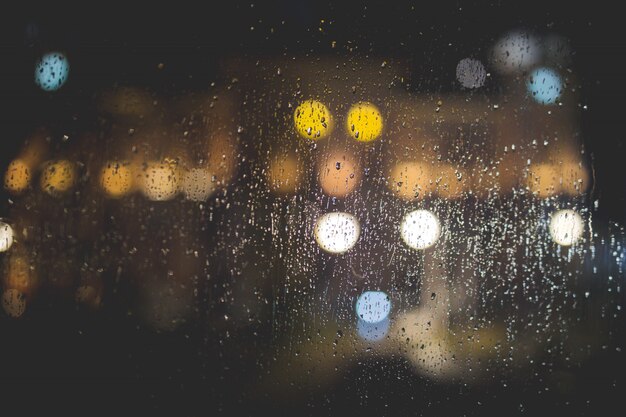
top-left (527, 67), bottom-right (562, 105)
top-left (35, 52), bottom-right (70, 91)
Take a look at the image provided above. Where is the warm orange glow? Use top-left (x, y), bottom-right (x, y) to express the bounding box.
top-left (388, 161), bottom-right (433, 200)
top-left (559, 160), bottom-right (590, 196)
top-left (4, 159), bottom-right (31, 194)
top-left (433, 165), bottom-right (465, 199)
top-left (266, 155), bottom-right (301, 194)
top-left (527, 163), bottom-right (559, 198)
top-left (2, 289), bottom-right (26, 318)
top-left (318, 152), bottom-right (360, 197)
top-left (40, 160), bottom-right (76, 196)
top-left (3, 252), bottom-right (37, 296)
top-left (100, 161), bottom-right (133, 198)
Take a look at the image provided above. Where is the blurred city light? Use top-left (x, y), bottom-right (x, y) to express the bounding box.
top-left (346, 102), bottom-right (383, 142)
top-left (182, 168), bottom-right (216, 201)
top-left (456, 58), bottom-right (487, 89)
top-left (39, 160), bottom-right (76, 196)
top-left (293, 100), bottom-right (333, 140)
top-left (3, 159), bottom-right (31, 194)
top-left (318, 151), bottom-right (360, 197)
top-left (549, 209), bottom-right (584, 246)
top-left (491, 30), bottom-right (540, 73)
top-left (400, 209), bottom-right (441, 250)
top-left (357, 317), bottom-right (390, 342)
top-left (527, 67), bottom-right (562, 105)
top-left (0, 221), bottom-right (14, 252)
top-left (356, 290), bottom-right (391, 323)
top-left (314, 212), bottom-right (360, 254)
top-left (100, 161), bottom-right (133, 198)
top-left (34, 52), bottom-right (70, 91)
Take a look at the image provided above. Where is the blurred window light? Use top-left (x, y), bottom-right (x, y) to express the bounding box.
top-left (356, 291), bottom-right (391, 324)
top-left (0, 221), bottom-right (14, 252)
top-left (400, 209), bottom-right (441, 250)
top-left (314, 212), bottom-right (360, 254)
top-left (293, 100), bottom-right (333, 140)
top-left (34, 52), bottom-right (70, 91)
top-left (549, 209), bottom-right (584, 246)
top-left (527, 67), bottom-right (562, 105)
top-left (346, 102), bottom-right (383, 142)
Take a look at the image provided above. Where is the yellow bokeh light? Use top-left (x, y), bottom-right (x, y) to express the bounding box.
top-left (100, 161), bottom-right (133, 198)
top-left (318, 152), bottom-right (360, 197)
top-left (388, 161), bottom-right (433, 200)
top-left (139, 161), bottom-right (180, 201)
top-left (182, 168), bottom-right (216, 201)
top-left (4, 159), bottom-right (31, 194)
top-left (434, 165), bottom-right (466, 199)
top-left (293, 100), bottom-right (333, 140)
top-left (346, 102), bottom-right (383, 142)
top-left (40, 160), bottom-right (76, 196)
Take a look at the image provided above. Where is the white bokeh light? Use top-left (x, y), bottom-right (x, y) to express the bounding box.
top-left (356, 291), bottom-right (391, 324)
top-left (0, 221), bottom-right (14, 252)
top-left (456, 58), bottom-right (486, 89)
top-left (491, 30), bottom-right (541, 74)
top-left (549, 209), bottom-right (584, 246)
top-left (314, 212), bottom-right (360, 254)
top-left (357, 317), bottom-right (390, 342)
top-left (400, 209), bottom-right (441, 250)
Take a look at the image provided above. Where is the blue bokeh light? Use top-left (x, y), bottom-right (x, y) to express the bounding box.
top-left (35, 52), bottom-right (70, 91)
top-left (355, 291), bottom-right (391, 324)
top-left (527, 67), bottom-right (562, 105)
top-left (357, 317), bottom-right (390, 342)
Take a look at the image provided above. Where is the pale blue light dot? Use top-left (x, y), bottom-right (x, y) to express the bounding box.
top-left (527, 67), bottom-right (562, 105)
top-left (35, 52), bottom-right (70, 91)
top-left (357, 317), bottom-right (390, 342)
top-left (355, 291), bottom-right (391, 324)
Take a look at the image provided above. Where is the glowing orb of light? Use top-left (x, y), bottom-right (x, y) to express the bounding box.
top-left (456, 58), bottom-right (487, 89)
top-left (549, 209), bottom-right (584, 246)
top-left (400, 209), bottom-right (441, 250)
top-left (491, 30), bottom-right (540, 74)
top-left (0, 222), bottom-right (14, 252)
top-left (318, 152), bottom-right (360, 197)
top-left (40, 160), bottom-right (76, 196)
top-left (140, 161), bottom-right (180, 201)
top-left (2, 289), bottom-right (26, 318)
top-left (314, 212), bottom-right (360, 254)
top-left (34, 52), bottom-right (70, 91)
top-left (100, 161), bottom-right (133, 198)
top-left (388, 161), bottom-right (433, 200)
top-left (527, 163), bottom-right (559, 198)
top-left (527, 67), bottom-right (562, 105)
top-left (357, 317), bottom-right (390, 342)
top-left (4, 159), bottom-right (31, 194)
top-left (266, 155), bottom-right (301, 194)
top-left (356, 291), bottom-right (391, 324)
top-left (293, 100), bottom-right (333, 140)
top-left (346, 102), bottom-right (383, 142)
top-left (182, 168), bottom-right (216, 201)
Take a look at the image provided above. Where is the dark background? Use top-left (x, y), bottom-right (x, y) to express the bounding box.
top-left (0, 1), bottom-right (624, 415)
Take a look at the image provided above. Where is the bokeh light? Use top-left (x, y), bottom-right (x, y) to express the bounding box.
top-left (0, 221), bottom-right (14, 252)
top-left (491, 30), bottom-right (540, 74)
top-left (182, 168), bottom-right (216, 201)
top-left (314, 212), bottom-right (360, 254)
top-left (140, 161), bottom-right (180, 201)
top-left (549, 209), bottom-right (584, 246)
top-left (456, 58), bottom-right (486, 89)
top-left (400, 209), bottom-right (441, 250)
top-left (346, 102), bottom-right (383, 142)
top-left (3, 159), bottom-right (31, 194)
top-left (357, 317), bottom-right (390, 342)
top-left (266, 155), bottom-right (301, 194)
top-left (34, 52), bottom-right (70, 91)
top-left (40, 160), bottom-right (76, 196)
top-left (356, 290), bottom-right (391, 324)
top-left (388, 161), bottom-right (433, 200)
top-left (100, 161), bottom-right (133, 198)
top-left (527, 67), bottom-right (562, 105)
top-left (293, 100), bottom-right (333, 140)
top-left (2, 289), bottom-right (26, 318)
top-left (527, 163), bottom-right (559, 198)
top-left (318, 152), bottom-right (360, 197)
